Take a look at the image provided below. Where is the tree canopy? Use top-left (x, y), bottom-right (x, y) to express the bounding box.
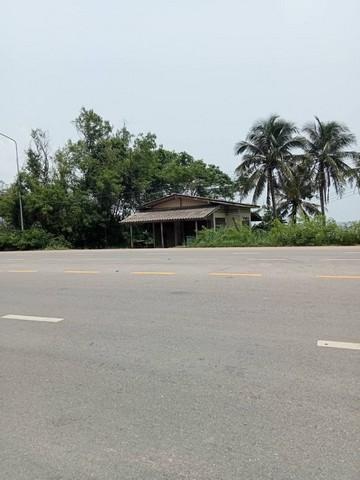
top-left (0, 108), bottom-right (235, 247)
top-left (1, 110), bottom-right (359, 249)
top-left (235, 114), bottom-right (359, 222)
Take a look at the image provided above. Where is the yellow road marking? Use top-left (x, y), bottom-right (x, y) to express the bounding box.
top-left (64, 270), bottom-right (99, 274)
top-left (317, 275), bottom-right (360, 280)
top-left (7, 269), bottom-right (38, 273)
top-left (132, 271), bottom-right (176, 276)
top-left (209, 272), bottom-right (262, 277)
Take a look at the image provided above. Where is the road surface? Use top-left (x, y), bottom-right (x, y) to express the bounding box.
top-left (0, 247), bottom-right (359, 479)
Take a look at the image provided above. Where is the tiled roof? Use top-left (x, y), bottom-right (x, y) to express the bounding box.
top-left (121, 206), bottom-right (218, 224)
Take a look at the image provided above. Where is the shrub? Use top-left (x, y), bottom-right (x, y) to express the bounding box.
top-left (0, 228), bottom-right (70, 251)
top-left (191, 219), bottom-right (360, 247)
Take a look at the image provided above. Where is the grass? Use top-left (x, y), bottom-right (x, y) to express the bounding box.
top-left (190, 218), bottom-right (360, 247)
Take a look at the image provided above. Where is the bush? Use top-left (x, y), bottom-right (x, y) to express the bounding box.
top-left (0, 228), bottom-right (70, 251)
top-left (191, 218), bottom-right (360, 247)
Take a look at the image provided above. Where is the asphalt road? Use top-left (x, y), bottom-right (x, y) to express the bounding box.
top-left (0, 246), bottom-right (359, 479)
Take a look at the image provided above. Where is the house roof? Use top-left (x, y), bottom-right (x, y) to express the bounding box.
top-left (140, 193), bottom-right (258, 210)
top-left (120, 206), bottom-right (218, 224)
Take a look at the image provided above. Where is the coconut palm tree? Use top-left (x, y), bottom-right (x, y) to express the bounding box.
top-left (235, 115), bottom-right (304, 218)
top-left (277, 164), bottom-right (320, 222)
top-left (302, 117), bottom-right (357, 216)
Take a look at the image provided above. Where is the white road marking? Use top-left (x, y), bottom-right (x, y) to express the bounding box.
top-left (3, 258), bottom-right (25, 261)
top-left (7, 269), bottom-right (38, 273)
top-left (2, 314), bottom-right (63, 323)
top-left (317, 340), bottom-right (360, 350)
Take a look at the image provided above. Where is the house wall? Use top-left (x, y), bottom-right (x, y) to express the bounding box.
top-left (147, 196), bottom-right (209, 209)
top-left (213, 206), bottom-right (252, 228)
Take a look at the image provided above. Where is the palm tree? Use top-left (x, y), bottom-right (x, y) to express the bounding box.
top-left (302, 117), bottom-right (356, 216)
top-left (235, 115), bottom-right (304, 218)
top-left (277, 164), bottom-right (320, 222)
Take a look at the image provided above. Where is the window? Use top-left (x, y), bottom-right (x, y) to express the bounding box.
top-left (242, 216), bottom-right (250, 226)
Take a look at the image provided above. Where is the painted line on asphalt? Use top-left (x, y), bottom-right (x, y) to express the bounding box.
top-left (132, 271), bottom-right (176, 276)
top-left (64, 270), bottom-right (99, 274)
top-left (317, 275), bottom-right (360, 280)
top-left (317, 340), bottom-right (360, 350)
top-left (7, 269), bottom-right (38, 273)
top-left (2, 314), bottom-right (63, 323)
top-left (3, 258), bottom-right (25, 261)
top-left (209, 272), bottom-right (262, 277)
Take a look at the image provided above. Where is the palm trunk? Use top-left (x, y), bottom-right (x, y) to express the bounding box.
top-left (269, 171), bottom-right (277, 219)
top-left (319, 162), bottom-right (326, 219)
top-left (266, 183), bottom-right (271, 210)
top-left (319, 187), bottom-right (325, 217)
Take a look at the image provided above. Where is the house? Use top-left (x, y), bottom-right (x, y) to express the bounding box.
top-left (121, 194), bottom-right (261, 248)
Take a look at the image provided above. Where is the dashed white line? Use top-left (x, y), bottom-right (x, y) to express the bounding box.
top-left (2, 314), bottom-right (63, 323)
top-left (317, 340), bottom-right (360, 350)
top-left (7, 269), bottom-right (38, 273)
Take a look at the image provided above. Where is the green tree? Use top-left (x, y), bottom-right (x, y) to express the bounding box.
top-left (0, 107), bottom-right (237, 248)
top-left (235, 115), bottom-right (304, 218)
top-left (26, 129), bottom-right (52, 184)
top-left (302, 117), bottom-right (357, 216)
top-left (277, 164), bottom-right (320, 222)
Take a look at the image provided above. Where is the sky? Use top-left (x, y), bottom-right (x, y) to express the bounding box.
top-left (1, 0), bottom-right (359, 220)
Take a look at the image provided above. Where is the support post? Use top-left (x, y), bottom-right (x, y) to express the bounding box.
top-left (130, 224), bottom-right (133, 248)
top-left (213, 214), bottom-right (216, 231)
top-left (160, 222), bottom-right (164, 248)
top-left (174, 222), bottom-right (178, 246)
top-left (152, 223), bottom-right (156, 248)
top-left (195, 220), bottom-right (198, 238)
top-left (0, 132), bottom-right (24, 231)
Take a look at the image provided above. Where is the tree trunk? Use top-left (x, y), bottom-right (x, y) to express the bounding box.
top-left (269, 170), bottom-right (277, 218)
top-left (319, 162), bottom-right (326, 219)
top-left (319, 186), bottom-right (325, 217)
top-left (266, 182), bottom-right (271, 209)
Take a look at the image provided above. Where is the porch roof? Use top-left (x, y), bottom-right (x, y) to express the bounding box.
top-left (120, 206), bottom-right (218, 224)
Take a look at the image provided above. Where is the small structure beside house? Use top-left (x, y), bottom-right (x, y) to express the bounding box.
top-left (121, 194), bottom-right (260, 248)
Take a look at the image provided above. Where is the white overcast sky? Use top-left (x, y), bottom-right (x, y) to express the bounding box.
top-left (1, 0), bottom-right (359, 220)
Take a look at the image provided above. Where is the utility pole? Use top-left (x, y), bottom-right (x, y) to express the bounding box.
top-left (0, 132), bottom-right (24, 231)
